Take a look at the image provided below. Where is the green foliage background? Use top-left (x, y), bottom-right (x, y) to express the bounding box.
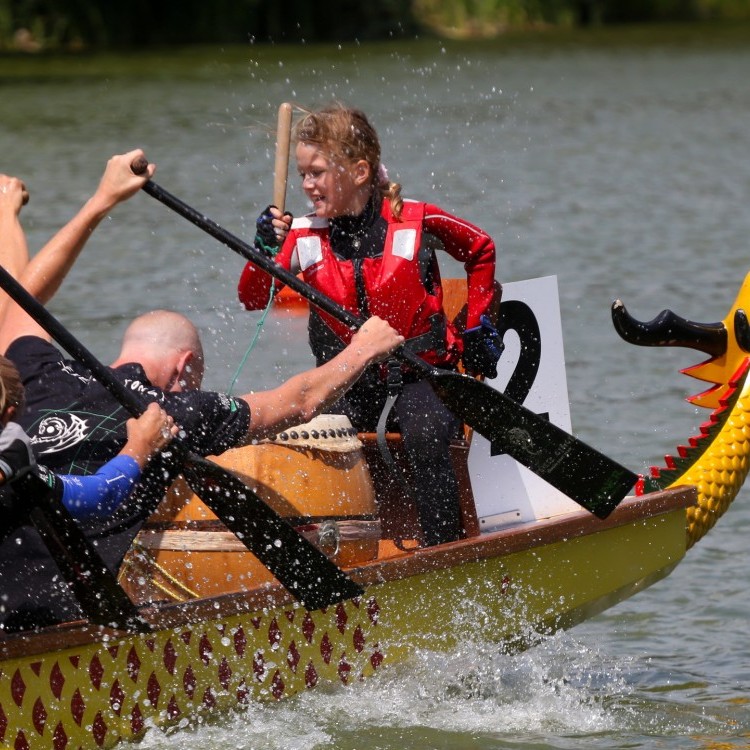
top-left (0, 0), bottom-right (749, 50)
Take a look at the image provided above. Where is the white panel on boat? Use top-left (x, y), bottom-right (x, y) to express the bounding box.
top-left (468, 275), bottom-right (581, 527)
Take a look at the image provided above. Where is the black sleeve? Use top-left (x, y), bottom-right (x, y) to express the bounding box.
top-left (6, 336), bottom-right (65, 384)
top-left (164, 389), bottom-right (251, 456)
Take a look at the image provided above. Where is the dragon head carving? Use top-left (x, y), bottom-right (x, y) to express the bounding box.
top-left (611, 273), bottom-right (750, 547)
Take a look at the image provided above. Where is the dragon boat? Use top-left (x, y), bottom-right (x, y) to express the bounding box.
top-left (0, 272), bottom-right (748, 750)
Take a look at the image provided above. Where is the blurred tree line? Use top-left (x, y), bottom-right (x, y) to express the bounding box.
top-left (1, 0), bottom-right (748, 51)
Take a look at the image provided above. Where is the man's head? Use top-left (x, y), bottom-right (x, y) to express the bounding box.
top-left (114, 310), bottom-right (205, 392)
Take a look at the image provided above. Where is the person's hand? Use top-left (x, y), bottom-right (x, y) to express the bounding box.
top-left (0, 175), bottom-right (29, 216)
top-left (462, 314), bottom-right (504, 379)
top-left (123, 403), bottom-right (178, 468)
top-left (90, 148), bottom-right (155, 215)
top-left (255, 204), bottom-right (293, 257)
top-left (0, 423), bottom-right (37, 485)
top-left (350, 316), bottom-right (404, 365)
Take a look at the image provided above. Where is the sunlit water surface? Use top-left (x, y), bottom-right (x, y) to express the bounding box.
top-left (4, 29), bottom-right (750, 749)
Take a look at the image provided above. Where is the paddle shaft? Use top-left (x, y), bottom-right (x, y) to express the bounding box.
top-left (134, 165), bottom-right (468, 375)
top-left (135, 170), bottom-right (637, 517)
top-left (19, 473), bottom-right (151, 632)
top-left (0, 264), bottom-right (364, 608)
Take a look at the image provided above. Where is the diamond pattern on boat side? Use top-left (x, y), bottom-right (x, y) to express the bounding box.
top-left (0, 595), bottom-right (381, 749)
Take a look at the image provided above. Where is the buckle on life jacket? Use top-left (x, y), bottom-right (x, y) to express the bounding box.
top-left (402, 314), bottom-right (447, 357)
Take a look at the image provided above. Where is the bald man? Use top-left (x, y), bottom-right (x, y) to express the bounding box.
top-left (0, 151), bottom-right (403, 578)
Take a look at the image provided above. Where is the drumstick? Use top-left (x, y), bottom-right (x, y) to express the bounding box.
top-left (273, 102), bottom-right (293, 212)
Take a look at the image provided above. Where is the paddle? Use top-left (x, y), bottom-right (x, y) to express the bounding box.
top-left (0, 265), bottom-right (364, 609)
top-left (134, 165), bottom-right (636, 519)
top-left (15, 472), bottom-right (152, 632)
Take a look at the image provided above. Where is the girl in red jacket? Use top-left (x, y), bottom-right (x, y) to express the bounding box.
top-left (238, 104), bottom-right (502, 546)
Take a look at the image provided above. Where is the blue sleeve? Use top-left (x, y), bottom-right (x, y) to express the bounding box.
top-left (59, 455), bottom-right (142, 519)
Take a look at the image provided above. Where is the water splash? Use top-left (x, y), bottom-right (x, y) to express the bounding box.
top-left (128, 630), bottom-right (638, 750)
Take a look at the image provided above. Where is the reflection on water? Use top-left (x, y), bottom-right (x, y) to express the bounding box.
top-left (4, 28), bottom-right (750, 749)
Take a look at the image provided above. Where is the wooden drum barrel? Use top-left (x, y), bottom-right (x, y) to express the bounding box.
top-left (119, 415), bottom-right (380, 603)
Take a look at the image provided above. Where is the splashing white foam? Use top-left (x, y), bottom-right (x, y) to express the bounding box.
top-left (127, 629), bottom-right (637, 750)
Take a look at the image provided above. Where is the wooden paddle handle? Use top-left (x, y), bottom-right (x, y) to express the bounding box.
top-left (2, 184), bottom-right (29, 205)
top-left (273, 102), bottom-right (293, 211)
top-left (131, 156), bottom-right (149, 175)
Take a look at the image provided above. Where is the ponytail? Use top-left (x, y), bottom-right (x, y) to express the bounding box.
top-left (380, 180), bottom-right (403, 221)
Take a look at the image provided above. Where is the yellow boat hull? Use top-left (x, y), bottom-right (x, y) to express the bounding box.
top-left (0, 489), bottom-right (691, 749)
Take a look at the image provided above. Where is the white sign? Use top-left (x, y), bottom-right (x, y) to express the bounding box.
top-left (467, 275), bottom-right (581, 531)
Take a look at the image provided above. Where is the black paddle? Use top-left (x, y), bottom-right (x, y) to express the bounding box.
top-left (0, 265), bottom-right (364, 610)
top-left (136, 167), bottom-right (637, 519)
top-left (14, 472), bottom-right (152, 632)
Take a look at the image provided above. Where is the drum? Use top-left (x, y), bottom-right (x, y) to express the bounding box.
top-left (119, 415), bottom-right (380, 602)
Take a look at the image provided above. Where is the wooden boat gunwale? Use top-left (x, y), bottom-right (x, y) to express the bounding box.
top-left (0, 484), bottom-right (694, 662)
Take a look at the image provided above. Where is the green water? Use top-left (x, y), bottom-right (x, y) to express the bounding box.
top-left (3, 24), bottom-right (750, 748)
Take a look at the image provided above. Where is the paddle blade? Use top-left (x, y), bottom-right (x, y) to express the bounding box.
top-left (428, 371), bottom-right (637, 518)
top-left (18, 474), bottom-right (151, 632)
top-left (182, 458), bottom-right (364, 609)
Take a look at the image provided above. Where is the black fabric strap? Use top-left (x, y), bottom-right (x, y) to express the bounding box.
top-left (9, 472), bottom-right (149, 631)
top-left (376, 360), bottom-right (403, 473)
top-left (352, 258), bottom-right (370, 319)
top-left (402, 314), bottom-right (447, 356)
top-left (374, 361), bottom-right (420, 548)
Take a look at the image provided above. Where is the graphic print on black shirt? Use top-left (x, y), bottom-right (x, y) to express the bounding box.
top-left (6, 335), bottom-right (251, 568)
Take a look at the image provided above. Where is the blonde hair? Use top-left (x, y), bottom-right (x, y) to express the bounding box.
top-left (0, 355), bottom-right (24, 415)
top-left (294, 104), bottom-right (404, 220)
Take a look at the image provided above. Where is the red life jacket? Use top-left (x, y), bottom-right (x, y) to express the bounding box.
top-left (288, 200), bottom-right (461, 366)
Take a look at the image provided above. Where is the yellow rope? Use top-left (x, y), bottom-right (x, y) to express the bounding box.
top-left (118, 541), bottom-right (200, 602)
